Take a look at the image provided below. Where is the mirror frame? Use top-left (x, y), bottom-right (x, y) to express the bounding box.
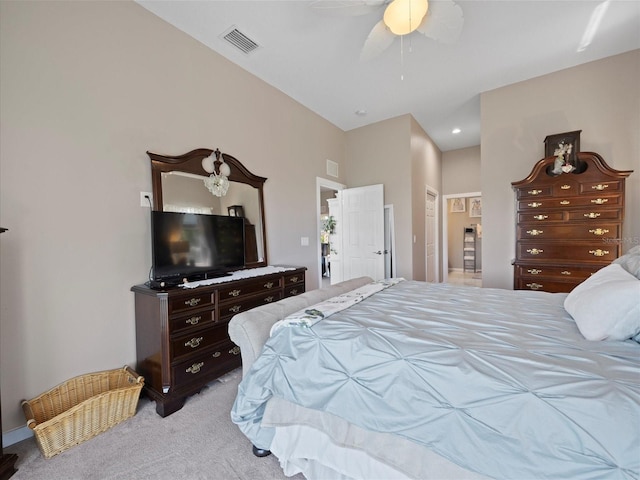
top-left (147, 148), bottom-right (268, 268)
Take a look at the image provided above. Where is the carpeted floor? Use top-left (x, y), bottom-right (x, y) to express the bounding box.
top-left (6, 369), bottom-right (301, 480)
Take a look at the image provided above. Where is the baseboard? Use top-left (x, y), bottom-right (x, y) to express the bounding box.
top-left (3, 425), bottom-right (33, 447)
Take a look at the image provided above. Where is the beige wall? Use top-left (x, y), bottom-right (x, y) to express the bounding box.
top-left (442, 146), bottom-right (481, 194)
top-left (481, 50), bottom-right (640, 289)
top-left (344, 115), bottom-right (442, 280)
top-left (0, 1), bottom-right (347, 432)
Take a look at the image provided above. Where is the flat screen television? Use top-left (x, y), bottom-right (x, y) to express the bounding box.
top-left (151, 211), bottom-right (245, 286)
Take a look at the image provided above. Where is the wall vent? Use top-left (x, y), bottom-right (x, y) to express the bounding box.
top-left (221, 27), bottom-right (260, 54)
top-left (326, 159), bottom-right (339, 178)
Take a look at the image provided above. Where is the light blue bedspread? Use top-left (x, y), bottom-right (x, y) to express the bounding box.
top-left (231, 281), bottom-right (640, 479)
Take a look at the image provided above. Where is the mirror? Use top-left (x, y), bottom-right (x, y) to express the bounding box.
top-left (147, 148), bottom-right (267, 268)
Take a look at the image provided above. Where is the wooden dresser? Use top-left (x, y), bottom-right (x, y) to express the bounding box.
top-left (132, 266), bottom-right (306, 416)
top-left (512, 152), bottom-right (632, 293)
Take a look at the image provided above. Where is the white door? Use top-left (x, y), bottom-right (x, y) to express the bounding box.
top-left (340, 184), bottom-right (385, 281)
top-left (425, 189), bottom-right (437, 282)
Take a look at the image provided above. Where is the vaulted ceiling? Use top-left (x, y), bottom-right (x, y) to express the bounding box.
top-left (138, 0), bottom-right (640, 152)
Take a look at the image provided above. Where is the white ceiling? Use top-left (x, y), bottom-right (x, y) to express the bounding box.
top-left (137, 0), bottom-right (640, 152)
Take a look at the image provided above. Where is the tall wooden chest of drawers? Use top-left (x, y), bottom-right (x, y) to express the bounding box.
top-left (512, 152), bottom-right (632, 293)
top-left (132, 266), bottom-right (306, 416)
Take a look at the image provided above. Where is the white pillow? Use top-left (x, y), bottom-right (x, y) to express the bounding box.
top-left (564, 263), bottom-right (640, 341)
top-left (612, 245), bottom-right (640, 279)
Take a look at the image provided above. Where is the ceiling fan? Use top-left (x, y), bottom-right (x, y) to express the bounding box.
top-left (311, 0), bottom-right (464, 62)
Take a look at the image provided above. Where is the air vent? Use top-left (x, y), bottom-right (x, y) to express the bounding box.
top-left (221, 27), bottom-right (259, 55)
top-left (326, 159), bottom-right (339, 178)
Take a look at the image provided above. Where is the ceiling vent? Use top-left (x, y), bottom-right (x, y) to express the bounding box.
top-left (221, 27), bottom-right (259, 55)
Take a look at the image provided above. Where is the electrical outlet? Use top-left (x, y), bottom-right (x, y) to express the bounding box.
top-left (140, 191), bottom-right (153, 207)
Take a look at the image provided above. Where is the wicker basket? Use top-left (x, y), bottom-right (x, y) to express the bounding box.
top-left (21, 366), bottom-right (144, 458)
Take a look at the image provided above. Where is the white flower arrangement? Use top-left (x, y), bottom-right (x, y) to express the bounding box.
top-left (551, 142), bottom-right (575, 174)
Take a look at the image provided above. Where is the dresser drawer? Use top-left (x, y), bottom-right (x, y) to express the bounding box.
top-left (516, 264), bottom-right (601, 281)
top-left (169, 291), bottom-right (214, 315)
top-left (517, 211), bottom-right (564, 223)
top-left (285, 284), bottom-right (304, 297)
top-left (517, 243), bottom-right (619, 262)
top-left (516, 186), bottom-right (552, 199)
top-left (515, 277), bottom-right (581, 293)
top-left (566, 209), bottom-right (622, 221)
top-left (219, 290), bottom-right (284, 322)
top-left (172, 341), bottom-right (241, 388)
top-left (171, 324), bottom-right (231, 362)
top-left (284, 271), bottom-right (305, 286)
top-left (517, 223), bottom-right (620, 241)
top-left (170, 310), bottom-right (216, 335)
top-left (579, 180), bottom-right (622, 194)
top-left (218, 277), bottom-right (282, 301)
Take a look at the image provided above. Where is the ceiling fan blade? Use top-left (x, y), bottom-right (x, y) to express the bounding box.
top-left (360, 19), bottom-right (396, 62)
top-left (309, 0), bottom-right (387, 17)
top-left (416, 0), bottom-right (464, 44)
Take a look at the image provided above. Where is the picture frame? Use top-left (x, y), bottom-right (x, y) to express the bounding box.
top-left (544, 130), bottom-right (581, 160)
top-left (469, 197), bottom-right (482, 218)
top-left (450, 197), bottom-right (465, 213)
top-left (227, 205), bottom-right (244, 217)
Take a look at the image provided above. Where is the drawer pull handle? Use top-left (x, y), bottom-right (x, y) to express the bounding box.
top-left (592, 184), bottom-right (609, 191)
top-left (229, 305), bottom-right (241, 313)
top-left (289, 289), bottom-right (299, 295)
top-left (528, 189), bottom-right (542, 195)
top-left (264, 296), bottom-right (275, 303)
top-left (584, 212), bottom-right (600, 218)
top-left (589, 228), bottom-right (609, 236)
top-left (229, 346), bottom-right (241, 356)
top-left (289, 276), bottom-right (299, 283)
top-left (212, 351), bottom-right (221, 358)
top-left (533, 215), bottom-right (548, 221)
top-left (591, 198), bottom-right (608, 205)
top-left (589, 249), bottom-right (609, 257)
top-left (185, 337), bottom-right (203, 348)
top-left (528, 202), bottom-right (543, 208)
top-left (526, 283), bottom-right (543, 290)
top-left (561, 184), bottom-right (571, 190)
top-left (264, 281), bottom-right (274, 289)
top-left (228, 289), bottom-right (241, 297)
top-left (526, 229), bottom-right (543, 236)
top-left (526, 248), bottom-right (543, 255)
top-left (527, 269), bottom-right (542, 275)
top-left (561, 271), bottom-right (572, 275)
top-left (186, 315), bottom-right (201, 326)
top-left (186, 362), bottom-right (204, 374)
top-left (185, 298), bottom-right (201, 307)
top-left (560, 200), bottom-right (570, 205)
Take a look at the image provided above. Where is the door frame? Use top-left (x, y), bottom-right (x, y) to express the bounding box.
top-left (425, 185), bottom-right (440, 283)
top-left (441, 191), bottom-right (481, 283)
top-left (316, 177), bottom-right (346, 288)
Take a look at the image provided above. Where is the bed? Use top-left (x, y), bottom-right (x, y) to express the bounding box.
top-left (228, 248), bottom-right (640, 480)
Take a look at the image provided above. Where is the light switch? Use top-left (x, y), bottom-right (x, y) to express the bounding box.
top-left (301, 236), bottom-right (309, 246)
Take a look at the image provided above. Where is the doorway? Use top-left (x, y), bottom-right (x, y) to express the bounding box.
top-left (441, 191), bottom-right (482, 286)
top-left (317, 179), bottom-right (393, 288)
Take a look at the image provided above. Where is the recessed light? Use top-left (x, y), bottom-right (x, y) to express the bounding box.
top-left (452, 127), bottom-right (461, 134)
top-left (355, 109), bottom-right (367, 116)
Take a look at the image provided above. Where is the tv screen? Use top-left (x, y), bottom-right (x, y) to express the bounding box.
top-left (151, 211), bottom-right (245, 283)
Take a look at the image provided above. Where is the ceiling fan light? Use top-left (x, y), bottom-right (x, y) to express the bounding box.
top-left (383, 0), bottom-right (429, 36)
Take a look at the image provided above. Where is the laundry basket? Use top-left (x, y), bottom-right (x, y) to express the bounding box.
top-left (21, 365), bottom-right (144, 458)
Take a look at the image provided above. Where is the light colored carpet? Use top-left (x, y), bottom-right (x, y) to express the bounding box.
top-left (6, 369), bottom-right (302, 480)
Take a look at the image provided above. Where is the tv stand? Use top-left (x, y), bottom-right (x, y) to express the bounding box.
top-left (132, 266), bottom-right (306, 417)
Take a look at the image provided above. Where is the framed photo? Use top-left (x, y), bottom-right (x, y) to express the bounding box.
top-left (469, 197), bottom-right (482, 217)
top-left (227, 205), bottom-right (244, 217)
top-left (450, 197), bottom-right (465, 213)
top-left (544, 130), bottom-right (581, 160)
